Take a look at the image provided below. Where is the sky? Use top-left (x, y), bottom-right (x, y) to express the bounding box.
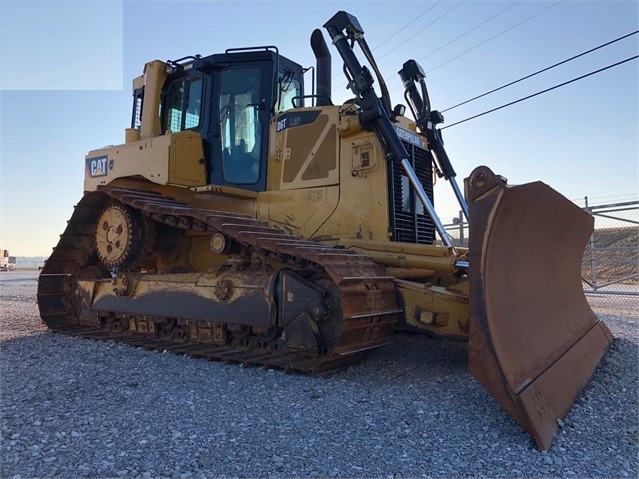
top-left (0, 0), bottom-right (637, 256)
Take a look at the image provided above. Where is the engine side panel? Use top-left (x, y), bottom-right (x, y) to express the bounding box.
top-left (84, 131), bottom-right (206, 192)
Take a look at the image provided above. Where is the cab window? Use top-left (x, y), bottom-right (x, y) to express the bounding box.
top-left (166, 77), bottom-right (203, 132)
top-left (275, 70), bottom-right (302, 113)
top-left (219, 67), bottom-right (263, 184)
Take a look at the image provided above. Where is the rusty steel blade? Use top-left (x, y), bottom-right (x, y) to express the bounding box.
top-left (465, 166), bottom-right (613, 450)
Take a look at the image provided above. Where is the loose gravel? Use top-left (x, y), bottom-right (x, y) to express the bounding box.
top-left (1, 273), bottom-right (637, 478)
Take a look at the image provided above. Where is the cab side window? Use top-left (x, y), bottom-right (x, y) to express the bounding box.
top-left (275, 70), bottom-right (301, 113)
top-left (166, 77), bottom-right (203, 132)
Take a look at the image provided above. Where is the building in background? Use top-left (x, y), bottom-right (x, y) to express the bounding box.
top-left (0, 249), bottom-right (17, 271)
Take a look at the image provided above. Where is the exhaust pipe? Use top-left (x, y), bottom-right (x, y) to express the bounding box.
top-left (310, 29), bottom-right (331, 106)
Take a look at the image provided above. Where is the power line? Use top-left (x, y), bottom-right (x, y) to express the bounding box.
top-left (425, 0), bottom-right (565, 75)
top-left (440, 56), bottom-right (638, 130)
top-left (331, 2), bottom-right (443, 81)
top-left (389, 0), bottom-right (566, 94)
top-left (335, 1), bottom-right (468, 89)
top-left (442, 30), bottom-right (639, 112)
top-left (416, 0), bottom-right (524, 63)
top-left (374, 0), bottom-right (467, 63)
top-left (370, 2), bottom-right (443, 51)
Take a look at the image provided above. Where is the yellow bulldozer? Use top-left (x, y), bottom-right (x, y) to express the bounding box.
top-left (37, 11), bottom-right (612, 450)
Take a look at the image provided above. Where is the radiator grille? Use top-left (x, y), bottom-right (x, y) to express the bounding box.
top-left (389, 141), bottom-right (435, 244)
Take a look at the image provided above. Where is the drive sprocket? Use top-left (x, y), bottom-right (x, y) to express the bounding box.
top-left (95, 202), bottom-right (148, 268)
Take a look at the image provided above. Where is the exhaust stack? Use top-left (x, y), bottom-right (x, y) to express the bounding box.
top-left (310, 29), bottom-right (331, 106)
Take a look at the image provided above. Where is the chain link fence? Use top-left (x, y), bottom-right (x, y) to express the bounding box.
top-left (443, 200), bottom-right (638, 313)
top-left (580, 199), bottom-right (638, 314)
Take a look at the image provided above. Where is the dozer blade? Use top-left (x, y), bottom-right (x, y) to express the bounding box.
top-left (465, 166), bottom-right (613, 450)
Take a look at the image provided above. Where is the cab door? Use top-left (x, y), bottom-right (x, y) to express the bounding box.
top-left (208, 61), bottom-right (272, 192)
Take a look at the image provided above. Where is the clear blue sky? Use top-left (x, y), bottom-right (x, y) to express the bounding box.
top-left (1, 0), bottom-right (637, 256)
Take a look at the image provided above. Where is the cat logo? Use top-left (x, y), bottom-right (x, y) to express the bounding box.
top-left (86, 155), bottom-right (108, 178)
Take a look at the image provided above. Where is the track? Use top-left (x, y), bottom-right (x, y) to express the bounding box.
top-left (37, 186), bottom-right (401, 374)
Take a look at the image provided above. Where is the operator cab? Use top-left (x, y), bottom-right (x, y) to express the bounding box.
top-left (132, 48), bottom-right (305, 192)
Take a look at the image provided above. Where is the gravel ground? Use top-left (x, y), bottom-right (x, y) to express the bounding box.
top-left (1, 272), bottom-right (637, 479)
